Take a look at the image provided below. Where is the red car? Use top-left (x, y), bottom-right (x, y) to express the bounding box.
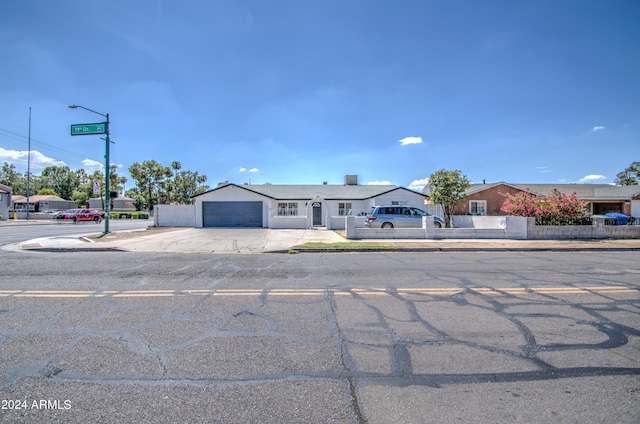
top-left (56, 209), bottom-right (103, 223)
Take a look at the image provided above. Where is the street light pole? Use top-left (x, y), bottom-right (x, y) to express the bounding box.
top-left (27, 107), bottom-right (32, 221)
top-left (68, 105), bottom-right (111, 234)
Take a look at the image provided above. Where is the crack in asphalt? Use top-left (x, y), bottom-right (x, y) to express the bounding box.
top-left (1, 252), bottom-right (639, 423)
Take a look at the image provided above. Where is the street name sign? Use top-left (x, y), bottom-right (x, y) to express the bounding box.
top-left (70, 122), bottom-right (106, 136)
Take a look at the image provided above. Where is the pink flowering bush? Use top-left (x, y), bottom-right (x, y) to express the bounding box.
top-left (500, 189), bottom-right (588, 225)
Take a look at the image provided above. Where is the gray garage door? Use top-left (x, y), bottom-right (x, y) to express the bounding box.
top-left (202, 201), bottom-right (263, 227)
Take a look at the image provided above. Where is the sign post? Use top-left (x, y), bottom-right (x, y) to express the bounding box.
top-left (69, 106), bottom-right (111, 234)
top-left (92, 179), bottom-right (101, 195)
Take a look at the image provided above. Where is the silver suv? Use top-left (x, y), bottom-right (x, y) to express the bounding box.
top-left (365, 206), bottom-right (444, 228)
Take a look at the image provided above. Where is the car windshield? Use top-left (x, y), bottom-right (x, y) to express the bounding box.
top-left (64, 209), bottom-right (78, 213)
top-left (410, 208), bottom-right (426, 216)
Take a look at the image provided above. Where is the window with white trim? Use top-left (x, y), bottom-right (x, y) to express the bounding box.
top-left (391, 201), bottom-right (408, 206)
top-left (338, 202), bottom-right (352, 216)
top-left (469, 200), bottom-right (486, 215)
top-left (277, 202), bottom-right (298, 216)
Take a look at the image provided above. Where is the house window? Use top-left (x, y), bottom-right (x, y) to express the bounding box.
top-left (338, 202), bottom-right (352, 216)
top-left (277, 202), bottom-right (298, 216)
top-left (469, 200), bottom-right (486, 215)
top-left (391, 201), bottom-right (408, 206)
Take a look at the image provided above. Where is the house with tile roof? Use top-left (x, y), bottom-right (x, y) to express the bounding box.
top-left (422, 182), bottom-right (640, 217)
top-left (192, 176), bottom-right (431, 229)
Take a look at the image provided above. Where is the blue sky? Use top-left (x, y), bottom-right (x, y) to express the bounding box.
top-left (1, 0), bottom-right (639, 192)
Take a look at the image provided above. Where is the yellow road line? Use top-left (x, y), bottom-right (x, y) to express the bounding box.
top-left (0, 286), bottom-right (637, 298)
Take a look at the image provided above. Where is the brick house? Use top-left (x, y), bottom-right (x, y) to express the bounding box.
top-left (423, 182), bottom-right (640, 217)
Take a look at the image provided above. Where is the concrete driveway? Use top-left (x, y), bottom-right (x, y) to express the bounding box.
top-left (10, 228), bottom-right (347, 254)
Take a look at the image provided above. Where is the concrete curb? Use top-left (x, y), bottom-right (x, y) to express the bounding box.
top-left (289, 246), bottom-right (640, 253)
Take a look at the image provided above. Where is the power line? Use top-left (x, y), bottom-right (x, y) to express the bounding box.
top-left (0, 127), bottom-right (101, 163)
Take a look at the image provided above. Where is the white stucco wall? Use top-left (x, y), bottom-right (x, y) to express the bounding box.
top-left (452, 216), bottom-right (507, 229)
top-left (154, 205), bottom-right (195, 227)
top-left (194, 186), bottom-right (269, 227)
top-left (631, 200), bottom-right (640, 217)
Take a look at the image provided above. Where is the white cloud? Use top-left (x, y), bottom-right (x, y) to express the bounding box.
top-left (239, 167), bottom-right (247, 172)
top-left (0, 148), bottom-right (66, 170)
top-left (367, 180), bottom-right (392, 185)
top-left (249, 168), bottom-right (259, 173)
top-left (578, 174), bottom-right (607, 183)
top-left (82, 159), bottom-right (104, 171)
top-left (408, 178), bottom-right (429, 192)
top-left (398, 136), bottom-right (422, 146)
top-left (591, 126), bottom-right (605, 131)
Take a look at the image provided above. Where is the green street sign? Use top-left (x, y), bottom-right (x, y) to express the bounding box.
top-left (70, 122), bottom-right (106, 136)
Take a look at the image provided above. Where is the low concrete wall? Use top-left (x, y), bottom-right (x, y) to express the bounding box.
top-left (434, 228), bottom-right (507, 239)
top-left (355, 228), bottom-right (428, 239)
top-left (452, 216), bottom-right (506, 229)
top-left (527, 217), bottom-right (640, 240)
top-left (345, 215), bottom-right (528, 240)
top-left (154, 205), bottom-right (195, 227)
top-left (330, 215), bottom-right (366, 230)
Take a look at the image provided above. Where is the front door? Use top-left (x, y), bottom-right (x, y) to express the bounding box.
top-left (312, 202), bottom-right (322, 226)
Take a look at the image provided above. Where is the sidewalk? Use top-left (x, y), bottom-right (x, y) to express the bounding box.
top-left (3, 225), bottom-right (640, 253)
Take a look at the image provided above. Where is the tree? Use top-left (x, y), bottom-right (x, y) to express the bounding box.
top-left (428, 169), bottom-right (471, 227)
top-left (172, 170), bottom-right (203, 204)
top-left (72, 170), bottom-right (103, 208)
top-left (37, 188), bottom-right (59, 196)
top-left (40, 165), bottom-right (79, 200)
top-left (614, 161), bottom-right (640, 185)
top-left (0, 162), bottom-right (26, 195)
top-left (129, 160), bottom-right (172, 211)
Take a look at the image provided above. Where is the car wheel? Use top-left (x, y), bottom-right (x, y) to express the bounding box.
top-left (434, 221), bottom-right (442, 228)
top-left (72, 217), bottom-right (77, 223)
top-left (381, 222), bottom-right (394, 229)
top-left (93, 216), bottom-right (100, 223)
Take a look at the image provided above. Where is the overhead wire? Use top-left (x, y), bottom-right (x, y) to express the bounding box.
top-left (0, 127), bottom-right (102, 164)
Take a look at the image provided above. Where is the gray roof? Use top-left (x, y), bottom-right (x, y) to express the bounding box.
top-left (463, 182), bottom-right (640, 200)
top-left (194, 183), bottom-right (428, 200)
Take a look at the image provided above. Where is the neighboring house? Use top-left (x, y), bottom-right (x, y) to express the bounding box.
top-left (192, 176), bottom-right (431, 229)
top-left (88, 196), bottom-right (136, 212)
top-left (0, 184), bottom-right (11, 220)
top-left (10, 195), bottom-right (76, 212)
top-left (424, 182), bottom-right (640, 217)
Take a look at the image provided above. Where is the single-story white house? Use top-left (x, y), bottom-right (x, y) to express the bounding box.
top-left (191, 176), bottom-right (431, 229)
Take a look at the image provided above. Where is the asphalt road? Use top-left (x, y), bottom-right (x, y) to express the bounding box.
top-left (0, 220), bottom-right (151, 245)
top-left (0, 251), bottom-right (639, 423)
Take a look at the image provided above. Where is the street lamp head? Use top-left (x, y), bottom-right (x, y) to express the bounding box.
top-left (68, 105), bottom-right (78, 109)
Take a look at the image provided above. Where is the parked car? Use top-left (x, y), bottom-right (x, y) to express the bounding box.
top-left (365, 206), bottom-right (445, 228)
top-left (56, 209), bottom-right (103, 223)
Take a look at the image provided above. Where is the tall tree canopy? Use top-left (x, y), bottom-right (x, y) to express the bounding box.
top-left (615, 161), bottom-right (640, 186)
top-left (428, 169), bottom-right (471, 227)
top-left (129, 160), bottom-right (172, 211)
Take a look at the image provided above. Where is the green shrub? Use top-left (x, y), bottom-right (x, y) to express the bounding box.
top-left (133, 212), bottom-right (149, 219)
